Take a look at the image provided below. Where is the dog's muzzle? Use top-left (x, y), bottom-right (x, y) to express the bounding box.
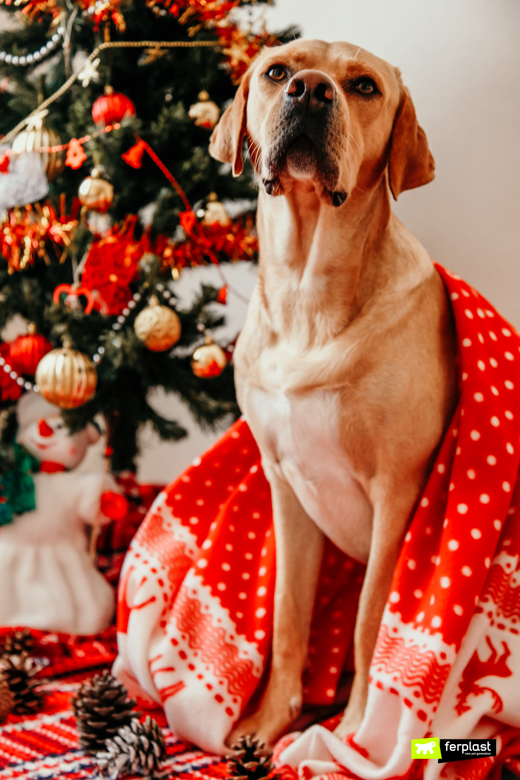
top-left (284, 69), bottom-right (336, 111)
top-left (263, 70), bottom-right (347, 206)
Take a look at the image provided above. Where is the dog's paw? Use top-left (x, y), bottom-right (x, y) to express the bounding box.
top-left (226, 695), bottom-right (301, 749)
top-left (333, 708), bottom-right (364, 742)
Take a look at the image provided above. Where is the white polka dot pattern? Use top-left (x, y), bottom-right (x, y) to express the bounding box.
top-left (358, 264), bottom-right (520, 768)
top-left (116, 264), bottom-right (520, 768)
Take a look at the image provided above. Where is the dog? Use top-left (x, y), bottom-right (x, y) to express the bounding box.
top-left (414, 741), bottom-right (437, 756)
top-left (209, 38), bottom-right (458, 747)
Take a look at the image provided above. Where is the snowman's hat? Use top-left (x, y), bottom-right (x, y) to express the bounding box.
top-left (16, 392), bottom-right (61, 432)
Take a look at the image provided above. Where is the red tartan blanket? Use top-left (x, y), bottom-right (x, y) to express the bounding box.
top-left (0, 482), bottom-right (165, 778)
top-left (0, 654), bottom-right (232, 780)
top-left (115, 263), bottom-right (520, 780)
top-left (0, 627), bottom-right (337, 780)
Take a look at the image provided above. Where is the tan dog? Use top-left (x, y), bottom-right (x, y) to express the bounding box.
top-left (210, 39), bottom-right (458, 747)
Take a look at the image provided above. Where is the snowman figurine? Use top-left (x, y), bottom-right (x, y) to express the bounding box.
top-left (0, 393), bottom-right (118, 635)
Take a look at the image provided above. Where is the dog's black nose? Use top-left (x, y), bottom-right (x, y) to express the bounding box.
top-left (284, 70), bottom-right (336, 111)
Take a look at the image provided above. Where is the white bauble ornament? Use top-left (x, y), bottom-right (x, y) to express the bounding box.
top-left (202, 192), bottom-right (231, 227)
top-left (188, 91), bottom-right (220, 130)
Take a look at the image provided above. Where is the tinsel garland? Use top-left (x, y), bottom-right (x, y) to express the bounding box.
top-left (0, 202), bottom-right (79, 272)
top-left (0, 204), bottom-right (256, 286)
top-left (153, 0), bottom-right (278, 81)
top-left (175, 209), bottom-right (257, 266)
top-left (80, 213), bottom-right (257, 315)
top-left (80, 0), bottom-right (126, 32)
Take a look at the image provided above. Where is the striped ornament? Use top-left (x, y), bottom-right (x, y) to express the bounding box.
top-left (35, 344), bottom-right (97, 409)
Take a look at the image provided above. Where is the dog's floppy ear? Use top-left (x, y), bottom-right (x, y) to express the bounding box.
top-left (388, 87), bottom-right (435, 200)
top-left (209, 71), bottom-right (250, 177)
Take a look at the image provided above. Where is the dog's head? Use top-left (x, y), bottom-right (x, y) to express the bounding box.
top-left (210, 39), bottom-right (434, 206)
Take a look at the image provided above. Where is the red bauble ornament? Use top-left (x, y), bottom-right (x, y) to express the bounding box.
top-left (92, 87), bottom-right (136, 128)
top-left (191, 338), bottom-right (227, 378)
top-left (100, 491), bottom-right (129, 521)
top-left (9, 325), bottom-right (52, 375)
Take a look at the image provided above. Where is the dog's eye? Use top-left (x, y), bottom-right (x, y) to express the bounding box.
top-left (267, 65), bottom-right (287, 82)
top-left (352, 77), bottom-right (377, 95)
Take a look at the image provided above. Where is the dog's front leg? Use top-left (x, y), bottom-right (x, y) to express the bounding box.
top-left (227, 465), bottom-right (324, 748)
top-left (334, 486), bottom-right (417, 740)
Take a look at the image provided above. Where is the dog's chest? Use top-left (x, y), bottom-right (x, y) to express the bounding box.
top-left (244, 384), bottom-right (373, 563)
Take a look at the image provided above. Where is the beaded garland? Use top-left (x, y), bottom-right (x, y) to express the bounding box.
top-left (0, 287), bottom-right (181, 395)
top-left (0, 26), bottom-right (64, 67)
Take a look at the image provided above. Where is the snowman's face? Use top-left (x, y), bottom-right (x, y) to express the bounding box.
top-left (18, 414), bottom-right (100, 470)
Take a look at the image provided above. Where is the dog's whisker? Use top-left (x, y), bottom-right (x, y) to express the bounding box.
top-left (347, 133), bottom-right (362, 154)
top-left (249, 139), bottom-right (262, 158)
top-left (247, 128), bottom-right (264, 147)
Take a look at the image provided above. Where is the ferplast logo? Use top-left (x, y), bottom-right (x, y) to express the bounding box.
top-left (411, 738), bottom-right (442, 760)
top-left (411, 738), bottom-right (497, 763)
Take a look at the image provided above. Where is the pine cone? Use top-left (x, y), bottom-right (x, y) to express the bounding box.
top-left (0, 653), bottom-right (45, 715)
top-left (0, 629), bottom-right (34, 658)
top-left (72, 670), bottom-right (138, 755)
top-left (0, 673), bottom-right (14, 723)
top-left (226, 735), bottom-right (274, 780)
top-left (96, 716), bottom-right (166, 778)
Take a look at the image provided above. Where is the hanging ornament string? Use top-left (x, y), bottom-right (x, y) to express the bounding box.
top-left (121, 139), bottom-right (252, 307)
top-left (214, 264), bottom-right (250, 305)
top-left (2, 40), bottom-right (219, 146)
top-left (138, 138), bottom-right (191, 211)
top-left (122, 136), bottom-right (191, 211)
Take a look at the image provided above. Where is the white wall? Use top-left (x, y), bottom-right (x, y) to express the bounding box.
top-left (139, 0), bottom-right (520, 484)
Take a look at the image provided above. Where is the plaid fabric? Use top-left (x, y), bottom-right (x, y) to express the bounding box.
top-left (0, 478), bottom-right (174, 778)
top-left (0, 666), bottom-right (233, 780)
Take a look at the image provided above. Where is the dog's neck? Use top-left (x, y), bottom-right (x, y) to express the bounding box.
top-left (255, 177), bottom-right (430, 348)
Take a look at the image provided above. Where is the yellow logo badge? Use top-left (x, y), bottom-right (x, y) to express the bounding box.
top-left (411, 738), bottom-right (442, 760)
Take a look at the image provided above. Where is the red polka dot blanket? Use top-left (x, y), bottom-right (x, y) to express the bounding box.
top-left (114, 263), bottom-right (520, 780)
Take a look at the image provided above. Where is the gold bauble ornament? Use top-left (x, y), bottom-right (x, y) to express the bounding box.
top-left (78, 168), bottom-right (114, 213)
top-left (202, 192), bottom-right (230, 227)
top-left (134, 295), bottom-right (181, 352)
top-left (191, 337), bottom-right (227, 378)
top-left (11, 109), bottom-right (65, 182)
top-left (188, 90), bottom-right (220, 130)
top-left (35, 341), bottom-right (97, 409)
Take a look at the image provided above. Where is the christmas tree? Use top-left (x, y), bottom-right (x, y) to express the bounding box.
top-left (0, 0), bottom-right (294, 472)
